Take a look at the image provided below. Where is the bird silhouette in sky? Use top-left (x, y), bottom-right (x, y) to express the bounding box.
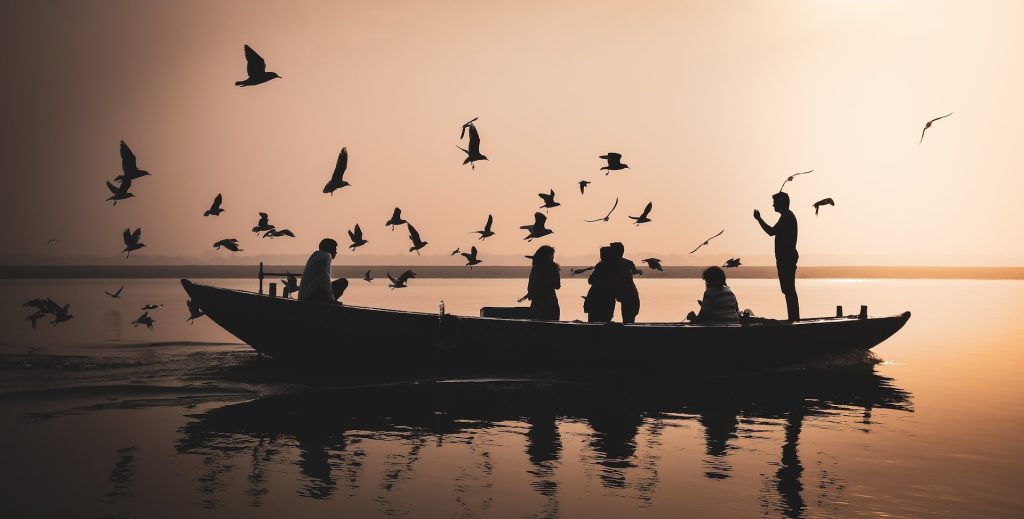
top-left (570, 266), bottom-right (594, 276)
top-left (106, 178), bottom-right (134, 205)
top-left (407, 223), bottom-right (428, 254)
top-left (585, 197), bottom-right (619, 223)
top-left (141, 304), bottom-right (163, 310)
top-left (628, 202), bottom-right (653, 225)
top-left (473, 214), bottom-right (495, 240)
top-left (122, 228), bottom-right (145, 258)
top-left (348, 224), bottom-right (368, 251)
top-left (363, 270), bottom-right (373, 282)
top-left (600, 153), bottom-right (629, 174)
top-left (251, 213), bottom-right (275, 233)
top-left (920, 112), bottom-right (952, 144)
top-left (723, 258), bottom-right (742, 268)
top-left (105, 285), bottom-right (124, 298)
top-left (213, 238), bottom-right (242, 251)
top-left (385, 208), bottom-right (406, 230)
top-left (132, 311), bottom-right (155, 330)
top-left (461, 246), bottom-right (482, 268)
top-left (690, 230), bottom-right (724, 254)
top-left (235, 45), bottom-right (281, 87)
top-left (538, 189), bottom-right (560, 211)
top-left (263, 228), bottom-right (295, 238)
top-left (641, 258), bottom-right (663, 272)
top-left (778, 170), bottom-right (813, 193)
top-left (579, 180), bottom-right (591, 194)
top-left (457, 118), bottom-right (488, 170)
top-left (521, 212), bottom-right (553, 241)
top-left (115, 141), bottom-right (150, 183)
top-left (388, 270), bottom-right (416, 289)
top-left (813, 198), bottom-right (835, 215)
top-left (450, 247), bottom-right (461, 256)
top-left (323, 147), bottom-right (351, 194)
top-left (186, 299), bottom-right (205, 323)
top-left (204, 194), bottom-right (225, 216)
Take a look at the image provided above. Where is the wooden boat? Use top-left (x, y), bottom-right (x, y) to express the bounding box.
top-left (181, 279), bottom-right (910, 375)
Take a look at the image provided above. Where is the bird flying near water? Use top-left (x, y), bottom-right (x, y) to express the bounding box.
top-left (186, 299), bottom-right (205, 323)
top-left (106, 178), bottom-right (134, 205)
top-left (363, 270), bottom-right (373, 282)
top-left (538, 189), bottom-right (560, 211)
top-left (473, 214), bottom-right (495, 240)
top-left (122, 228), bottom-right (145, 258)
top-left (690, 230), bottom-right (724, 254)
top-left (813, 198), bottom-right (835, 215)
top-left (407, 223), bottom-right (428, 254)
top-left (920, 112), bottom-right (952, 144)
top-left (323, 147), bottom-right (351, 194)
top-left (115, 141), bottom-right (150, 183)
top-left (105, 285), bottom-right (124, 298)
top-left (141, 304), bottom-right (163, 310)
top-left (213, 238), bottom-right (242, 251)
top-left (251, 213), bottom-right (275, 233)
top-left (204, 194), bottom-right (225, 216)
top-left (570, 266), bottom-right (595, 276)
top-left (457, 118), bottom-right (488, 170)
top-left (628, 202), bottom-right (653, 225)
top-left (600, 153), bottom-right (629, 174)
top-left (585, 197), bottom-right (619, 223)
top-left (235, 45), bottom-right (281, 87)
top-left (520, 212), bottom-right (553, 241)
top-left (723, 258), bottom-right (742, 268)
top-left (778, 170), bottom-right (813, 193)
top-left (348, 224), bottom-right (368, 251)
top-left (263, 228), bottom-right (295, 238)
top-left (461, 246), bottom-right (482, 268)
top-left (641, 258), bottom-right (663, 272)
top-left (385, 208), bottom-right (407, 230)
top-left (579, 180), bottom-right (591, 195)
top-left (132, 311), bottom-right (155, 330)
top-left (387, 270), bottom-right (416, 289)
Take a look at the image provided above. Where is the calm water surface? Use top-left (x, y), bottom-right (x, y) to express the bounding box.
top-left (1, 278), bottom-right (1022, 518)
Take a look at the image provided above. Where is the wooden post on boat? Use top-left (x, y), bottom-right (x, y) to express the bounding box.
top-left (836, 305), bottom-right (843, 318)
top-left (859, 305), bottom-right (868, 319)
top-left (269, 282), bottom-right (277, 298)
top-left (258, 262), bottom-right (265, 295)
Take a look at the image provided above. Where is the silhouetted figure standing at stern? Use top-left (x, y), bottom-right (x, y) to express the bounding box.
top-left (299, 239), bottom-right (348, 303)
top-left (524, 245), bottom-right (561, 320)
top-left (754, 192), bottom-right (800, 320)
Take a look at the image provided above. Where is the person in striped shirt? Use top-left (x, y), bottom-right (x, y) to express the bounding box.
top-left (686, 266), bottom-right (740, 323)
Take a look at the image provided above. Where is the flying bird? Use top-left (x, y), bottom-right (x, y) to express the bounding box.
top-left (141, 304), bottom-right (163, 310)
top-left (385, 208), bottom-right (406, 230)
top-left (323, 147), bottom-right (351, 194)
top-left (132, 311), bottom-right (155, 330)
top-left (114, 141), bottom-right (151, 183)
top-left (628, 202), bottom-right (653, 225)
top-left (450, 247), bottom-right (461, 256)
top-left (723, 258), bottom-right (742, 268)
top-left (387, 270), bottom-right (416, 289)
top-left (213, 239), bottom-right (242, 251)
top-left (122, 228), bottom-right (145, 258)
top-left (105, 178), bottom-right (134, 205)
top-left (689, 230), bottom-right (724, 254)
top-left (585, 197), bottom-right (619, 223)
top-left (520, 212), bottom-right (553, 241)
top-left (570, 266), bottom-right (594, 276)
top-left (280, 273), bottom-right (299, 296)
top-left (348, 224), bottom-right (368, 251)
top-left (920, 112), bottom-right (952, 144)
top-left (579, 180), bottom-right (591, 195)
top-left (363, 270), bottom-right (373, 282)
top-left (641, 258), bottom-right (663, 271)
top-left (457, 118), bottom-right (488, 170)
top-left (600, 153), bottom-right (629, 174)
top-left (263, 228), bottom-right (295, 238)
top-left (472, 214), bottom-right (495, 240)
top-left (186, 299), bottom-right (205, 323)
top-left (813, 198), bottom-right (835, 215)
top-left (105, 285), bottom-right (124, 298)
top-left (251, 213), bottom-right (275, 233)
top-left (204, 194), bottom-right (225, 216)
top-left (235, 45), bottom-right (281, 87)
top-left (538, 189), bottom-right (560, 210)
top-left (778, 170), bottom-right (814, 193)
top-left (407, 223), bottom-right (428, 254)
top-left (461, 246), bottom-right (482, 268)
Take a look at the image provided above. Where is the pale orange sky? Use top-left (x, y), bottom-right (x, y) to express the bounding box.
top-left (3, 0), bottom-right (1023, 265)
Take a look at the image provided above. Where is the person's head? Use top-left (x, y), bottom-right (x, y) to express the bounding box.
top-left (318, 238), bottom-right (339, 259)
top-left (609, 242), bottom-right (625, 259)
top-left (702, 266), bottom-right (727, 288)
top-left (772, 192), bottom-right (790, 213)
top-left (599, 245), bottom-right (613, 262)
top-left (530, 245), bottom-right (556, 266)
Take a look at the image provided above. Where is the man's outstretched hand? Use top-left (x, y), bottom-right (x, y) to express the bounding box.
top-left (753, 209), bottom-right (761, 220)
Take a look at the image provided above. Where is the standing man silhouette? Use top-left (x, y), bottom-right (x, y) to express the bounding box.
top-left (754, 192), bottom-right (800, 320)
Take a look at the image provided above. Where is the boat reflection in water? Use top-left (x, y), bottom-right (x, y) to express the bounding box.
top-left (176, 362), bottom-right (912, 517)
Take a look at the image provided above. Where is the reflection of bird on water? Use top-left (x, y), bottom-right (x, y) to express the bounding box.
top-left (813, 198), bottom-right (835, 216)
top-left (628, 202), bottom-right (653, 225)
top-left (461, 246), bottom-right (482, 268)
top-left (115, 141), bottom-right (151, 183)
top-left (323, 147), bottom-right (351, 195)
top-left (23, 297), bottom-right (73, 328)
top-left (26, 311), bottom-right (46, 329)
top-left (122, 228), bottom-right (145, 257)
top-left (363, 270), bottom-right (373, 282)
top-left (538, 190), bottom-right (560, 211)
top-left (132, 311), bottom-right (155, 329)
top-left (579, 180), bottom-right (591, 194)
top-left (387, 270), bottom-right (416, 289)
top-left (778, 170), bottom-right (813, 193)
top-left (50, 303), bottom-right (74, 326)
top-left (472, 214), bottom-right (495, 240)
top-left (570, 266), bottom-right (594, 276)
top-left (641, 258), bottom-right (663, 271)
top-left (46, 238), bottom-right (58, 245)
top-left (585, 197), bottom-right (619, 223)
top-left (407, 224), bottom-right (428, 254)
top-left (106, 178), bottom-right (134, 205)
top-left (348, 224), bottom-right (368, 251)
top-left (263, 228), bottom-right (295, 238)
top-left (919, 112), bottom-right (952, 144)
top-left (521, 212), bottom-right (553, 241)
top-left (105, 285), bottom-right (124, 298)
top-left (213, 238), bottom-right (242, 251)
top-left (600, 153), bottom-right (629, 174)
top-left (251, 213), bottom-right (275, 233)
top-left (385, 208), bottom-right (406, 230)
top-left (723, 258), bottom-right (742, 268)
top-left (690, 230), bottom-right (724, 254)
top-left (235, 45), bottom-right (281, 87)
top-left (186, 299), bottom-right (205, 323)
top-left (204, 194), bottom-right (225, 216)
top-left (457, 118), bottom-right (488, 170)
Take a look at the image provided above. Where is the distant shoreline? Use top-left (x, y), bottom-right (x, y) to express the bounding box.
top-left (1, 265), bottom-right (1023, 280)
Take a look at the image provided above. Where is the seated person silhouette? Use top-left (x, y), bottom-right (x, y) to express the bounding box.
top-left (686, 266), bottom-right (740, 323)
top-left (299, 238), bottom-right (349, 303)
top-left (524, 245), bottom-right (561, 320)
top-left (585, 246), bottom-right (617, 322)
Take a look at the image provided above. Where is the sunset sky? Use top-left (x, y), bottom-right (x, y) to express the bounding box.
top-left (3, 0), bottom-right (1023, 266)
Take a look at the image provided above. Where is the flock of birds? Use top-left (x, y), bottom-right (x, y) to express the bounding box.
top-left (25, 44), bottom-right (955, 329)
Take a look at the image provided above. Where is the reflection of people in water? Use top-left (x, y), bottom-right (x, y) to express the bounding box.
top-left (686, 266), bottom-right (740, 323)
top-left (754, 192), bottom-right (800, 320)
top-left (525, 245), bottom-right (561, 320)
top-left (299, 238), bottom-right (348, 303)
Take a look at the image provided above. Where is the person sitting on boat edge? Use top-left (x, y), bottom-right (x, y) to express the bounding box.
top-left (686, 266), bottom-right (740, 323)
top-left (585, 245), bottom-right (617, 322)
top-left (523, 245), bottom-right (561, 320)
top-left (298, 238), bottom-right (349, 303)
